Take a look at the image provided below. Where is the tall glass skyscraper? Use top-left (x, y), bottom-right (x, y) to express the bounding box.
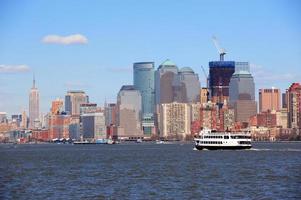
top-left (133, 62), bottom-right (155, 116)
top-left (229, 62), bottom-right (257, 122)
top-left (229, 62), bottom-right (255, 104)
top-left (133, 62), bottom-right (155, 135)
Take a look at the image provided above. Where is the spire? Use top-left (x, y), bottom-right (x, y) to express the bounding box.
top-left (32, 73), bottom-right (36, 89)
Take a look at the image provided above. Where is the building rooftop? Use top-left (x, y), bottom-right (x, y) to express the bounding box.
top-left (233, 70), bottom-right (251, 75)
top-left (160, 59), bottom-right (177, 67)
top-left (67, 90), bottom-right (85, 94)
top-left (179, 67), bottom-right (194, 74)
top-left (120, 85), bottom-right (136, 91)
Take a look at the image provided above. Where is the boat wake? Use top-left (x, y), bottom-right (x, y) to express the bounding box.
top-left (248, 148), bottom-right (301, 152)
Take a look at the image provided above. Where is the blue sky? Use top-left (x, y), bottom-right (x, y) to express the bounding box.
top-left (0, 0), bottom-right (300, 115)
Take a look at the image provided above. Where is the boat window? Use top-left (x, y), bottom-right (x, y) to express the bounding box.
top-left (224, 136), bottom-right (229, 139)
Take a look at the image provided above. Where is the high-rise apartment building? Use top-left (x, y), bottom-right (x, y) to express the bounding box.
top-left (259, 88), bottom-right (281, 112)
top-left (287, 83), bottom-right (301, 129)
top-left (29, 76), bottom-right (39, 128)
top-left (200, 102), bottom-right (218, 130)
top-left (116, 85), bottom-right (142, 139)
top-left (158, 102), bottom-right (191, 140)
top-left (65, 90), bottom-right (88, 116)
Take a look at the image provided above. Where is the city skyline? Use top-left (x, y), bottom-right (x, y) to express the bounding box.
top-left (0, 0), bottom-right (301, 115)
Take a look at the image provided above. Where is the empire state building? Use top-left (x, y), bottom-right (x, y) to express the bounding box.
top-left (29, 76), bottom-right (39, 128)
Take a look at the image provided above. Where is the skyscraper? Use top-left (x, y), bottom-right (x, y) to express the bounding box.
top-left (21, 110), bottom-right (27, 129)
top-left (173, 67), bottom-right (200, 103)
top-left (209, 60), bottom-right (235, 105)
top-left (287, 83), bottom-right (301, 129)
top-left (48, 113), bottom-right (71, 139)
top-left (105, 103), bottom-right (117, 126)
top-left (259, 88), bottom-right (281, 112)
top-left (158, 102), bottom-right (191, 140)
top-left (133, 62), bottom-right (155, 135)
top-left (116, 85), bottom-right (142, 139)
top-left (133, 62), bottom-right (155, 116)
top-left (229, 62), bottom-right (255, 104)
top-left (81, 112), bottom-right (106, 140)
top-left (155, 59), bottom-right (178, 104)
top-left (29, 76), bottom-right (39, 128)
top-left (51, 98), bottom-right (63, 115)
top-left (200, 88), bottom-right (209, 104)
top-left (65, 90), bottom-right (88, 116)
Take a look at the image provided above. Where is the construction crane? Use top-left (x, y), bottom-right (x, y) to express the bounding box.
top-left (212, 36), bottom-right (226, 61)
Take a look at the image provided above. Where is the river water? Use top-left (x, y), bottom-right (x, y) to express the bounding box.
top-left (1, 142), bottom-right (301, 199)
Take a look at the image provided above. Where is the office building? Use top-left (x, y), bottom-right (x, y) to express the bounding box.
top-left (200, 88), bottom-right (209, 104)
top-left (116, 85), bottom-right (143, 139)
top-left (209, 61), bottom-right (235, 105)
top-left (105, 103), bottom-right (117, 126)
top-left (65, 90), bottom-right (88, 116)
top-left (81, 112), bottom-right (106, 140)
top-left (80, 103), bottom-right (98, 115)
top-left (48, 113), bottom-right (71, 139)
top-left (51, 98), bottom-right (63, 115)
top-left (21, 110), bottom-right (27, 129)
top-left (29, 76), bottom-right (40, 128)
top-left (69, 117), bottom-right (80, 140)
top-left (229, 62), bottom-right (255, 105)
top-left (133, 62), bottom-right (155, 135)
top-left (259, 88), bottom-right (281, 112)
top-left (234, 98), bottom-right (257, 123)
top-left (173, 67), bottom-right (200, 103)
top-left (155, 59), bottom-right (178, 104)
top-left (282, 93), bottom-right (288, 108)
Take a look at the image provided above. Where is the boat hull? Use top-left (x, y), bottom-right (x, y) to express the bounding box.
top-left (195, 145), bottom-right (252, 150)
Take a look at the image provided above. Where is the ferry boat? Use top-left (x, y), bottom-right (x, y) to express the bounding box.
top-left (194, 128), bottom-right (252, 150)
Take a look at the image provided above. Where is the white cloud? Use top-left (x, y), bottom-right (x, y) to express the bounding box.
top-left (42, 34), bottom-right (88, 45)
top-left (0, 64), bottom-right (30, 73)
top-left (250, 63), bottom-right (299, 84)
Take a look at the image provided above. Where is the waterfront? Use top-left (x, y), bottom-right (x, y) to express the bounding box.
top-left (1, 142), bottom-right (301, 199)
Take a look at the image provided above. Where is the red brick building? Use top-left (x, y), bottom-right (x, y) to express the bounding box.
top-left (48, 114), bottom-right (71, 139)
top-left (249, 110), bottom-right (277, 128)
